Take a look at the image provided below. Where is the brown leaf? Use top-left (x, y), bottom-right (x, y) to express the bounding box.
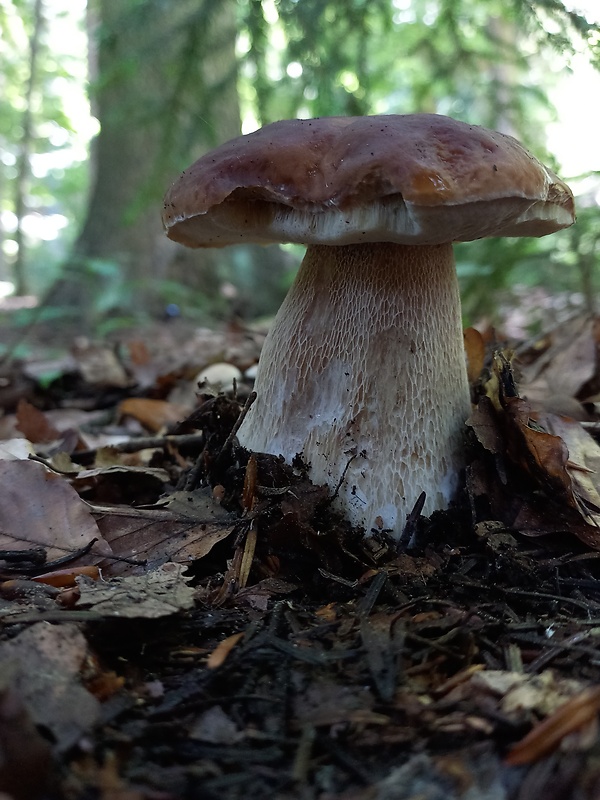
top-left (503, 397), bottom-right (572, 500)
top-left (70, 464), bottom-right (169, 505)
top-left (0, 673), bottom-right (52, 800)
top-left (242, 454), bottom-right (258, 512)
top-left (118, 398), bottom-right (186, 432)
top-left (71, 339), bottom-right (131, 388)
top-left (464, 327), bottom-right (486, 384)
top-left (470, 352), bottom-right (600, 547)
top-left (32, 565), bottom-right (100, 587)
top-left (0, 459), bottom-right (111, 564)
top-left (93, 489), bottom-right (235, 576)
top-left (0, 622), bottom-right (102, 752)
top-left (466, 397), bottom-right (504, 455)
top-left (543, 414), bottom-right (600, 527)
top-left (520, 316), bottom-right (598, 407)
top-left (206, 632), bottom-right (245, 670)
top-left (238, 527), bottom-right (257, 589)
top-left (15, 398), bottom-right (61, 444)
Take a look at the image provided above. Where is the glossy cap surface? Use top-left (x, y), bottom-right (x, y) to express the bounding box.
top-left (163, 114), bottom-right (575, 247)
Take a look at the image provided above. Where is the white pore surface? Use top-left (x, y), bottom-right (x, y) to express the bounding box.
top-left (236, 242), bottom-right (471, 539)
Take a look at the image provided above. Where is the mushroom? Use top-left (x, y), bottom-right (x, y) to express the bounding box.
top-left (162, 114), bottom-right (575, 539)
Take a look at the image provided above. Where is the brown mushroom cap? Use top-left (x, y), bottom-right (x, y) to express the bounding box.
top-left (162, 114), bottom-right (575, 248)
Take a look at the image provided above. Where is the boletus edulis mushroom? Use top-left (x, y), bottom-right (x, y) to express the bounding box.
top-left (162, 114), bottom-right (575, 540)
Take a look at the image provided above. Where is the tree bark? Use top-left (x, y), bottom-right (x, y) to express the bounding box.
top-left (13, 0), bottom-right (45, 296)
top-left (59, 0), bottom-right (242, 323)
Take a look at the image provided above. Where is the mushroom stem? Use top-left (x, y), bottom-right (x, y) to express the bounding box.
top-left (236, 242), bottom-right (471, 538)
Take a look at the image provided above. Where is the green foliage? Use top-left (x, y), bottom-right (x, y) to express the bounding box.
top-left (239, 0), bottom-right (599, 150)
top-left (458, 196), bottom-right (600, 328)
top-left (1, 0), bottom-right (599, 333)
top-left (0, 0), bottom-right (91, 287)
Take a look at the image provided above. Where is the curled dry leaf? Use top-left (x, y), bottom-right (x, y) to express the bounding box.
top-left (469, 352), bottom-right (600, 547)
top-left (71, 339), bottom-right (131, 388)
top-left (70, 463), bottom-right (170, 505)
top-left (206, 631), bottom-right (245, 670)
top-left (503, 396), bottom-right (572, 501)
top-left (32, 565), bottom-right (100, 588)
top-left (242, 453), bottom-right (258, 512)
top-left (502, 399), bottom-right (600, 539)
top-left (190, 705), bottom-right (244, 744)
top-left (519, 316), bottom-right (599, 410)
top-left (464, 327), bottom-right (486, 385)
top-left (0, 439), bottom-right (34, 461)
top-left (542, 414), bottom-right (600, 528)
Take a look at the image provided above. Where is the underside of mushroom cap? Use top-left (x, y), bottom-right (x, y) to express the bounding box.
top-left (162, 114), bottom-right (575, 248)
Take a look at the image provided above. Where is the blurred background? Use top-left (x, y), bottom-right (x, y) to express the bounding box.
top-left (0, 0), bottom-right (599, 353)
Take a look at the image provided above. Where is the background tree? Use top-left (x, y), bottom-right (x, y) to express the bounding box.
top-left (12, 0), bottom-right (45, 296)
top-left (0, 0), bottom-right (88, 298)
top-left (57, 0), bottom-right (241, 324)
top-left (1, 0), bottom-right (599, 335)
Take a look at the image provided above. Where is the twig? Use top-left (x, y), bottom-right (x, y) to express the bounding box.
top-left (327, 452), bottom-right (358, 505)
top-left (70, 433), bottom-right (206, 464)
top-left (357, 571), bottom-right (387, 617)
top-left (0, 537), bottom-right (98, 575)
top-left (214, 390), bottom-right (257, 465)
top-left (187, 390), bottom-right (256, 491)
top-left (397, 491), bottom-right (426, 551)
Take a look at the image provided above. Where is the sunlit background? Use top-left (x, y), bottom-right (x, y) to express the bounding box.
top-left (0, 0), bottom-right (599, 338)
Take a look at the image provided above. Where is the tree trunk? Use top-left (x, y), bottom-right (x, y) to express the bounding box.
top-left (58, 0), bottom-right (242, 325)
top-left (13, 0), bottom-right (45, 296)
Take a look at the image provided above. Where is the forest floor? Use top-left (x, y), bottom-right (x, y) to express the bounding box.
top-left (2, 314), bottom-right (600, 799)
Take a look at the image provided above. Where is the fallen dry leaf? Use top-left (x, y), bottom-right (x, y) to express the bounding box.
top-left (503, 396), bottom-right (572, 501)
top-left (32, 565), bottom-right (100, 587)
top-left (520, 316), bottom-right (599, 408)
top-left (206, 632), bottom-right (245, 669)
top-left (74, 562), bottom-right (195, 618)
top-left (190, 705), bottom-right (244, 743)
top-left (0, 670), bottom-right (52, 800)
top-left (70, 464), bottom-right (170, 505)
top-left (542, 414), bottom-right (600, 527)
top-left (0, 439), bottom-right (34, 461)
top-left (118, 398), bottom-right (187, 433)
top-left (92, 489), bottom-right (236, 576)
top-left (464, 327), bottom-right (486, 384)
top-left (0, 622), bottom-right (102, 752)
top-left (71, 339), bottom-right (131, 388)
top-left (0, 459), bottom-right (112, 564)
top-left (472, 669), bottom-right (589, 720)
top-left (469, 352), bottom-right (600, 546)
top-left (15, 398), bottom-right (61, 444)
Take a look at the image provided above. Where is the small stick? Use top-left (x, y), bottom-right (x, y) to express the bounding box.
top-left (215, 391), bottom-right (257, 464)
top-left (397, 491), bottom-right (426, 551)
top-left (69, 433), bottom-right (206, 465)
top-left (187, 391), bottom-right (256, 490)
top-left (1, 538), bottom-right (98, 575)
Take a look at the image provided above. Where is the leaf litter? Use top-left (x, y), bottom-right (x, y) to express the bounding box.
top-left (4, 318), bottom-right (600, 797)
